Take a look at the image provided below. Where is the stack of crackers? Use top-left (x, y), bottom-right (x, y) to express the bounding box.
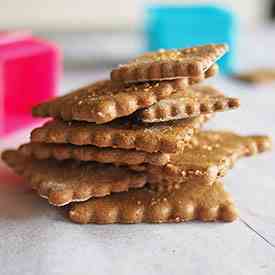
top-left (2, 44), bottom-right (271, 224)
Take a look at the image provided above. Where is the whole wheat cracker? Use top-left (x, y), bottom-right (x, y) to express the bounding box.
top-left (133, 131), bottom-right (272, 188)
top-left (31, 115), bottom-right (211, 153)
top-left (69, 181), bottom-right (238, 224)
top-left (19, 142), bottom-right (170, 166)
top-left (138, 85), bottom-right (240, 123)
top-left (167, 63), bottom-right (220, 85)
top-left (32, 79), bottom-right (185, 124)
top-left (1, 150), bottom-right (146, 206)
top-left (111, 44), bottom-right (228, 83)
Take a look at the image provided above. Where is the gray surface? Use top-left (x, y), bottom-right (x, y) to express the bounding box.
top-left (1, 27), bottom-right (275, 275)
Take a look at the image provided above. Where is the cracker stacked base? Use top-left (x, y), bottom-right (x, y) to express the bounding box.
top-left (1, 44), bottom-right (271, 224)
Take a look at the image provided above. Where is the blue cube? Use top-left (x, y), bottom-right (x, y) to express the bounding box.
top-left (145, 4), bottom-right (237, 74)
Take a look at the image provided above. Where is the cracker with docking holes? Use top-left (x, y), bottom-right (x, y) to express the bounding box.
top-left (31, 115), bottom-right (211, 153)
top-left (1, 150), bottom-right (146, 206)
top-left (233, 69), bottom-right (275, 83)
top-left (135, 131), bottom-right (272, 188)
top-left (32, 79), bottom-right (186, 124)
top-left (111, 44), bottom-right (228, 83)
top-left (69, 181), bottom-right (238, 224)
top-left (19, 142), bottom-right (171, 166)
top-left (138, 85), bottom-right (240, 123)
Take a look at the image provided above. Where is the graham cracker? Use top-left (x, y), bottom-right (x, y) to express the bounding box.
top-left (31, 115), bottom-right (211, 153)
top-left (140, 131), bottom-right (272, 187)
top-left (111, 44), bottom-right (228, 83)
top-left (1, 150), bottom-right (146, 207)
top-left (69, 181), bottom-right (238, 224)
top-left (138, 85), bottom-right (240, 123)
top-left (32, 79), bottom-right (186, 124)
top-left (19, 142), bottom-right (170, 166)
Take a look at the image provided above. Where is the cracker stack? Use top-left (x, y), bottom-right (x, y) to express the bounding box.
top-left (2, 44), bottom-right (271, 224)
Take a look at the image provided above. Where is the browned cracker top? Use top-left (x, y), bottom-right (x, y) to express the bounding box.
top-left (31, 115), bottom-right (210, 153)
top-left (1, 150), bottom-right (146, 207)
top-left (69, 181), bottom-right (238, 224)
top-left (143, 131), bottom-right (272, 187)
top-left (111, 44), bottom-right (228, 83)
top-left (32, 79), bottom-right (187, 124)
top-left (138, 85), bottom-right (240, 123)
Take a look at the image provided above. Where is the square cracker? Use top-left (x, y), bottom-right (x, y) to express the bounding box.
top-left (19, 142), bottom-right (171, 166)
top-left (136, 131), bottom-right (271, 187)
top-left (32, 79), bottom-right (185, 124)
top-left (1, 150), bottom-right (146, 207)
top-left (31, 115), bottom-right (211, 153)
top-left (111, 44), bottom-right (228, 83)
top-left (69, 181), bottom-right (238, 224)
top-left (32, 66), bottom-right (218, 125)
top-left (138, 85), bottom-right (240, 123)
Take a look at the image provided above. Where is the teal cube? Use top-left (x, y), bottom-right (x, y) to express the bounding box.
top-left (145, 4), bottom-right (237, 74)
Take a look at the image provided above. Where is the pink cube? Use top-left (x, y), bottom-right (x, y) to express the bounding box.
top-left (0, 31), bottom-right (62, 137)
